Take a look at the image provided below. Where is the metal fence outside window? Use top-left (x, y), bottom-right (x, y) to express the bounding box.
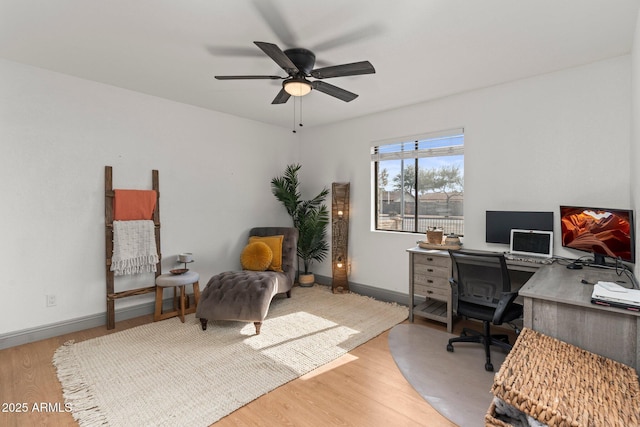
top-left (377, 215), bottom-right (464, 235)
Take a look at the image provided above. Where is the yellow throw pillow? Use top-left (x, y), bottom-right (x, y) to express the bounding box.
top-left (248, 235), bottom-right (284, 272)
top-left (240, 241), bottom-right (273, 271)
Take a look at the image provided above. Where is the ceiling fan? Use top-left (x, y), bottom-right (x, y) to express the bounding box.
top-left (215, 41), bottom-right (375, 104)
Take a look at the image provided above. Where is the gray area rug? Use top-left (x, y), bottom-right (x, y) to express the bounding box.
top-left (53, 285), bottom-right (408, 427)
top-left (388, 323), bottom-right (508, 427)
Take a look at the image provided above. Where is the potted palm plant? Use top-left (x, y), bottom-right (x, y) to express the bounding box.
top-left (271, 164), bottom-right (329, 287)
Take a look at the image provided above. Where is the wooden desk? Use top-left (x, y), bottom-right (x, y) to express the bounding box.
top-left (407, 248), bottom-right (453, 331)
top-left (407, 247), bottom-right (640, 370)
top-left (406, 247), bottom-right (542, 332)
top-left (519, 263), bottom-right (640, 371)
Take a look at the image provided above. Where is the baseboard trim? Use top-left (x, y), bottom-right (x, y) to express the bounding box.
top-left (0, 299), bottom-right (172, 350)
top-left (313, 274), bottom-right (411, 306)
top-left (2, 280), bottom-right (411, 351)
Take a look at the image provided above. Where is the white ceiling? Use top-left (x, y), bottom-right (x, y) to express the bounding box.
top-left (1, 0), bottom-right (639, 130)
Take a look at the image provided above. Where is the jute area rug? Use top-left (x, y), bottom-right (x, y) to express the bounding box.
top-left (388, 323), bottom-right (507, 427)
top-left (53, 285), bottom-right (408, 427)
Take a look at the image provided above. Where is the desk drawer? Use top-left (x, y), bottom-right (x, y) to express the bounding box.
top-left (415, 283), bottom-right (450, 299)
top-left (413, 264), bottom-right (450, 280)
top-left (413, 253), bottom-right (451, 269)
top-left (413, 274), bottom-right (450, 291)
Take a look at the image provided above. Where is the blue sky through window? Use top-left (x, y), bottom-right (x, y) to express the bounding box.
top-left (378, 135), bottom-right (464, 191)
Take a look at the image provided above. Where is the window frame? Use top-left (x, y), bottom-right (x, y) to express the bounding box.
top-left (371, 128), bottom-right (464, 234)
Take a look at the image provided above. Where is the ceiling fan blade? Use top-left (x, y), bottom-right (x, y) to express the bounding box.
top-left (254, 41), bottom-right (299, 75)
top-left (251, 0), bottom-right (297, 47)
top-left (311, 81), bottom-right (358, 102)
top-left (311, 24), bottom-right (385, 52)
top-left (206, 45), bottom-right (264, 58)
top-left (215, 75), bottom-right (282, 80)
top-left (310, 61), bottom-right (376, 79)
top-left (271, 88), bottom-right (291, 104)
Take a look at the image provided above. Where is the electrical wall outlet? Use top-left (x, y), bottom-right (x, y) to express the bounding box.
top-left (46, 294), bottom-right (57, 307)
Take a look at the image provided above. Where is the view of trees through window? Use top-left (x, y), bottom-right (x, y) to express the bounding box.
top-left (372, 131), bottom-right (464, 235)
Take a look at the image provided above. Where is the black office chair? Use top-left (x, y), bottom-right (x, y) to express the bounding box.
top-left (446, 249), bottom-right (523, 371)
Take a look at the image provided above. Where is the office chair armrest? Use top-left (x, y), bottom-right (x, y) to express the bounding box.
top-left (492, 291), bottom-right (518, 325)
top-left (449, 277), bottom-right (459, 314)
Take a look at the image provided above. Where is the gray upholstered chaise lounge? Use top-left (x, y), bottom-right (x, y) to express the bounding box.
top-left (196, 227), bottom-right (298, 334)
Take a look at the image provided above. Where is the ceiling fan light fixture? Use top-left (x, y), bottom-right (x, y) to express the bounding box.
top-left (284, 78), bottom-right (312, 97)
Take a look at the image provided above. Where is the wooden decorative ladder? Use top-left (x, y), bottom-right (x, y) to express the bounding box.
top-left (104, 165), bottom-right (161, 329)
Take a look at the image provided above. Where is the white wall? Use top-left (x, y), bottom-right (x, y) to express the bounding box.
top-left (300, 56), bottom-right (632, 295)
top-left (0, 59), bottom-right (298, 335)
top-left (632, 9), bottom-right (640, 267)
top-left (1, 51), bottom-right (634, 336)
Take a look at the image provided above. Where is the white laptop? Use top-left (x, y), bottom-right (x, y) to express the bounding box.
top-left (509, 229), bottom-right (554, 259)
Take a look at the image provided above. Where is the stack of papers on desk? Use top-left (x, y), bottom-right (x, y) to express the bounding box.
top-left (591, 281), bottom-right (640, 311)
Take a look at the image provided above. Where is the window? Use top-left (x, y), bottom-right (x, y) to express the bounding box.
top-left (371, 128), bottom-right (464, 235)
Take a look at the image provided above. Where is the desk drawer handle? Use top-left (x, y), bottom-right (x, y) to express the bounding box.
top-left (427, 257), bottom-right (434, 261)
top-left (427, 268), bottom-right (434, 272)
top-left (427, 279), bottom-right (434, 284)
top-left (426, 290), bottom-right (433, 294)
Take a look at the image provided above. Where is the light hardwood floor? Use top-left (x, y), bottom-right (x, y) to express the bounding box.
top-left (0, 314), bottom-right (473, 427)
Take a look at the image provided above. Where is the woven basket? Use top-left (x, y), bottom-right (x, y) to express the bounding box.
top-left (489, 328), bottom-right (640, 427)
top-left (485, 401), bottom-right (515, 427)
top-left (425, 229), bottom-right (443, 244)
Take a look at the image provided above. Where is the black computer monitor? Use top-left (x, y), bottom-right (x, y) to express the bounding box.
top-left (485, 211), bottom-right (554, 244)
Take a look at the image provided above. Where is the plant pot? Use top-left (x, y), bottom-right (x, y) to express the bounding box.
top-left (298, 273), bottom-right (315, 287)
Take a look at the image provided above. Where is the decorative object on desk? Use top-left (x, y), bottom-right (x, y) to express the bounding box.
top-left (426, 227), bottom-right (444, 244)
top-left (444, 233), bottom-right (461, 246)
top-left (271, 164), bottom-right (329, 287)
top-left (417, 240), bottom-right (461, 250)
top-left (54, 285), bottom-right (407, 427)
top-left (170, 268), bottom-right (188, 275)
top-left (331, 182), bottom-right (350, 294)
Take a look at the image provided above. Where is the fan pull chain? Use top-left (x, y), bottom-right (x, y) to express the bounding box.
top-left (299, 97), bottom-right (303, 128)
top-left (292, 97), bottom-right (297, 133)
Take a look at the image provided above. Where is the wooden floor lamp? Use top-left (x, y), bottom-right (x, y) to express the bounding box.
top-left (331, 182), bottom-right (350, 294)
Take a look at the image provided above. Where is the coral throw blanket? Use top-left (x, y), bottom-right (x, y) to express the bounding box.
top-left (111, 220), bottom-right (159, 276)
top-left (113, 190), bottom-right (157, 220)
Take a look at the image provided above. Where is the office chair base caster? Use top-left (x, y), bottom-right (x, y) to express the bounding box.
top-left (485, 362), bottom-right (494, 372)
top-left (508, 322), bottom-right (522, 335)
top-left (446, 343), bottom-right (454, 352)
